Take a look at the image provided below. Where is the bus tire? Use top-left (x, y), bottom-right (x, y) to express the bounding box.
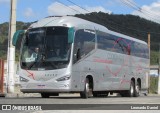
top-left (41, 93), bottom-right (50, 98)
top-left (134, 83), bottom-right (140, 97)
top-left (127, 80), bottom-right (134, 97)
top-left (120, 81), bottom-right (134, 97)
top-left (80, 78), bottom-right (90, 99)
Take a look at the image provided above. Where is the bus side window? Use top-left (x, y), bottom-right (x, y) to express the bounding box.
top-left (73, 29), bottom-right (95, 64)
top-left (97, 31), bottom-right (114, 51)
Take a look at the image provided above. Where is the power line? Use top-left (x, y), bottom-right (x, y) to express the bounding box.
top-left (65, 0), bottom-right (160, 35)
top-left (66, 0), bottom-right (91, 13)
top-left (121, 0), bottom-right (159, 22)
top-left (120, 0), bottom-right (160, 23)
top-left (56, 0), bottom-right (82, 14)
top-left (66, 1), bottom-right (124, 32)
top-left (56, 0), bottom-right (92, 21)
top-left (43, 0), bottom-right (84, 26)
top-left (125, 0), bottom-right (160, 17)
top-left (48, 0), bottom-right (160, 35)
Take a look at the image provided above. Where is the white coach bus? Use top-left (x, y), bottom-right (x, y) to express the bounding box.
top-left (13, 16), bottom-right (149, 98)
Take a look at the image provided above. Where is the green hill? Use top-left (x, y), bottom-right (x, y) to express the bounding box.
top-left (0, 22), bottom-right (31, 60)
top-left (0, 12), bottom-right (159, 64)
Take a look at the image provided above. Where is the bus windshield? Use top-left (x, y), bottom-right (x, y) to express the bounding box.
top-left (20, 27), bottom-right (71, 70)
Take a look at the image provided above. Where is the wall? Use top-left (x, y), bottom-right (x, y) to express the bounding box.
top-left (4, 61), bottom-right (20, 85)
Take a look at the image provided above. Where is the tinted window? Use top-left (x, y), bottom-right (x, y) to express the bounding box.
top-left (74, 29), bottom-right (95, 58)
top-left (131, 42), bottom-right (149, 58)
top-left (97, 31), bottom-right (114, 51)
top-left (97, 31), bottom-right (130, 55)
top-left (21, 27), bottom-right (71, 70)
top-left (112, 37), bottom-right (130, 55)
top-left (97, 30), bottom-right (149, 58)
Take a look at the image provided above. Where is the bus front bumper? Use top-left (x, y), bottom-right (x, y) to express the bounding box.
top-left (20, 81), bottom-right (72, 93)
top-left (20, 88), bottom-right (72, 93)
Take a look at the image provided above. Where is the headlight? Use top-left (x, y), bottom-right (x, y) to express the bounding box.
top-left (20, 76), bottom-right (29, 82)
top-left (56, 75), bottom-right (70, 81)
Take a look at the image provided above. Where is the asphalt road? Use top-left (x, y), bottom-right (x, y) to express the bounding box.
top-left (1, 93), bottom-right (160, 104)
top-left (0, 93), bottom-right (160, 113)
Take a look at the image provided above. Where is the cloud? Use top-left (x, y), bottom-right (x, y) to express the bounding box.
top-left (47, 2), bottom-right (112, 16)
top-left (23, 8), bottom-right (35, 18)
top-left (132, 1), bottom-right (160, 23)
top-left (85, 6), bottom-right (111, 14)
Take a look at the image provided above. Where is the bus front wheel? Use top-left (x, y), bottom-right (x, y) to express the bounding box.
top-left (126, 80), bottom-right (135, 97)
top-left (120, 80), bottom-right (134, 97)
top-left (80, 78), bottom-right (91, 99)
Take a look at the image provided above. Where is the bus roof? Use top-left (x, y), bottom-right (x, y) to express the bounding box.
top-left (29, 16), bottom-right (147, 45)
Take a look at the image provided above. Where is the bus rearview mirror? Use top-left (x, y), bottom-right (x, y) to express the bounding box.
top-left (68, 27), bottom-right (74, 43)
top-left (12, 30), bottom-right (25, 46)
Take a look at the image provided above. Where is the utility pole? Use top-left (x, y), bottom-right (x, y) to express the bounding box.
top-left (7, 0), bottom-right (17, 93)
top-left (158, 43), bottom-right (160, 94)
top-left (148, 33), bottom-right (150, 93)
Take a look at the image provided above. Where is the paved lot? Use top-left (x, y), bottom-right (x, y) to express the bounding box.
top-left (1, 86), bottom-right (160, 113)
top-left (1, 93), bottom-right (160, 104)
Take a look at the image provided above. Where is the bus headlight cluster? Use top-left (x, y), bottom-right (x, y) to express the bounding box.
top-left (56, 75), bottom-right (70, 82)
top-left (20, 76), bottom-right (29, 82)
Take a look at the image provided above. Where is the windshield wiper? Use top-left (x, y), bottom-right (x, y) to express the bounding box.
top-left (27, 59), bottom-right (39, 70)
top-left (27, 54), bottom-right (44, 69)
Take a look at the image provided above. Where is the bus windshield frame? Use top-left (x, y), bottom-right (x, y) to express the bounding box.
top-left (20, 26), bottom-right (71, 70)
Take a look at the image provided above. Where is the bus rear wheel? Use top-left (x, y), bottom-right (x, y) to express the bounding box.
top-left (134, 83), bottom-right (140, 97)
top-left (80, 78), bottom-right (92, 99)
top-left (120, 80), bottom-right (134, 97)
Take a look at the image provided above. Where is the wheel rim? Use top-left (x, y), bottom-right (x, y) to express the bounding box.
top-left (86, 82), bottom-right (90, 95)
top-left (130, 84), bottom-right (134, 95)
top-left (136, 85), bottom-right (140, 95)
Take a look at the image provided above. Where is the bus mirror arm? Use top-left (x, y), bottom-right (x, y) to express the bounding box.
top-left (77, 49), bottom-right (81, 61)
top-left (73, 49), bottom-right (81, 63)
top-left (73, 53), bottom-right (77, 63)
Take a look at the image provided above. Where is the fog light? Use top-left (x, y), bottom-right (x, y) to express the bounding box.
top-left (20, 76), bottom-right (29, 82)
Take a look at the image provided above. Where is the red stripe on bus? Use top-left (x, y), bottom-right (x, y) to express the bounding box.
top-left (93, 59), bottom-right (113, 64)
top-left (25, 70), bottom-right (35, 80)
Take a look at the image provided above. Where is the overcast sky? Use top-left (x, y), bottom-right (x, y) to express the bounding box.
top-left (0, 0), bottom-right (160, 24)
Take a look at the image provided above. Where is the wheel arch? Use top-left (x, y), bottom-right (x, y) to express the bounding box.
top-left (86, 75), bottom-right (94, 90)
top-left (137, 78), bottom-right (141, 89)
top-left (131, 77), bottom-right (135, 85)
